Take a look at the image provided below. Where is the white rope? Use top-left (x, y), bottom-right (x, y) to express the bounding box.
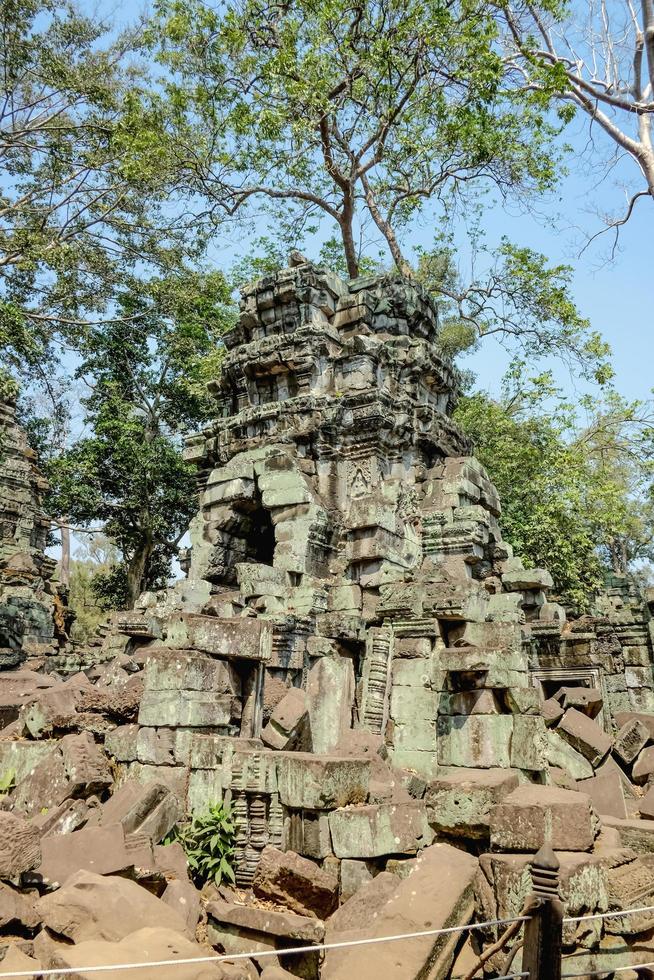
top-left (563, 960), bottom-right (654, 977)
top-left (564, 904), bottom-right (654, 924)
top-left (0, 914), bottom-right (531, 977)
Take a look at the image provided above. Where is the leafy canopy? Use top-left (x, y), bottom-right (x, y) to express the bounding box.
top-left (456, 372), bottom-right (654, 607)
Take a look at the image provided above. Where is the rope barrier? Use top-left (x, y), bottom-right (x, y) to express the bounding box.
top-left (0, 914), bottom-right (532, 978)
top-left (564, 905), bottom-right (654, 924)
top-left (563, 960), bottom-right (654, 977)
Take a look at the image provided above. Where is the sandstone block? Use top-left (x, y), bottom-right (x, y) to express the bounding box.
top-left (339, 859), bottom-right (377, 903)
top-left (0, 881), bottom-right (40, 930)
top-left (490, 785), bottom-right (598, 852)
top-left (577, 771), bottom-right (627, 819)
top-left (275, 753), bottom-right (369, 809)
top-left (0, 810), bottom-right (41, 876)
top-left (37, 824), bottom-right (136, 885)
top-left (92, 779), bottom-right (181, 842)
top-left (425, 768), bottom-right (520, 839)
top-left (321, 842), bottom-right (478, 980)
top-left (206, 897), bottom-right (324, 944)
top-left (542, 697), bottom-right (564, 726)
top-left (545, 730), bottom-right (593, 780)
top-left (138, 690), bottom-right (235, 727)
top-left (328, 800), bottom-right (432, 858)
top-left (12, 732), bottom-right (112, 816)
top-left (136, 726), bottom-right (176, 766)
top-left (261, 688), bottom-right (310, 751)
top-left (633, 745), bottom-right (654, 784)
top-left (253, 846), bottom-right (338, 919)
top-left (283, 809), bottom-right (332, 860)
top-left (554, 686), bottom-right (603, 718)
top-left (615, 712), bottom-right (654, 739)
top-left (46, 927), bottom-right (228, 980)
top-left (437, 715), bottom-right (513, 768)
top-left (557, 708), bottom-right (612, 766)
top-left (104, 723), bottom-right (139, 762)
top-left (327, 871), bottom-right (398, 938)
top-left (614, 718), bottom-right (650, 765)
top-left (36, 869), bottom-right (188, 943)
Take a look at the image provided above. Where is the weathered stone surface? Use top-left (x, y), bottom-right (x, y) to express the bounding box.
top-left (326, 871), bottom-right (398, 938)
top-left (545, 730), bottom-right (594, 780)
top-left (37, 824), bottom-right (138, 885)
top-left (542, 697), bottom-right (564, 726)
top-left (437, 715), bottom-right (513, 768)
top-left (556, 708), bottom-right (612, 766)
top-left (45, 927), bottom-right (233, 980)
top-left (425, 768), bottom-right (520, 839)
top-left (12, 732), bottom-right (112, 815)
top-left (0, 881), bottom-right (40, 930)
top-left (554, 686), bottom-right (603, 718)
top-left (36, 869), bottom-right (189, 943)
top-left (328, 800), bottom-right (432, 858)
top-left (207, 898), bottom-right (324, 944)
top-left (322, 843), bottom-right (478, 980)
top-left (339, 859), bottom-right (377, 903)
top-left (261, 688), bottom-right (310, 751)
top-left (490, 785), bottom-right (598, 852)
top-left (162, 879), bottom-right (201, 934)
top-left (577, 771), bottom-right (627, 819)
top-left (615, 712), bottom-right (654, 739)
top-left (633, 745), bottom-right (654, 784)
top-left (252, 846), bottom-right (338, 919)
top-left (275, 754), bottom-right (369, 809)
top-left (614, 718), bottom-right (650, 765)
top-left (91, 779), bottom-right (181, 842)
top-left (0, 810), bottom-right (41, 876)
top-left (638, 785), bottom-right (654, 819)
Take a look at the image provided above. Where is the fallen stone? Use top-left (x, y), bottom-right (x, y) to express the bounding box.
top-left (545, 730), bottom-right (594, 780)
top-left (12, 732), bottom-right (112, 816)
top-left (633, 745), bottom-right (654, 784)
top-left (557, 708), bottom-right (612, 767)
top-left (326, 871), bottom-right (398, 938)
top-left (425, 768), bottom-right (520, 840)
top-left (577, 771), bottom-right (627, 819)
top-left (490, 785), bottom-right (598, 852)
top-left (36, 869), bottom-right (189, 943)
top-left (162, 879), bottom-right (201, 934)
top-left (321, 842), bottom-right (478, 980)
top-left (542, 697), bottom-right (564, 726)
top-left (206, 898), bottom-right (324, 949)
top-left (36, 824), bottom-right (137, 886)
top-left (104, 723), bottom-right (139, 762)
top-left (328, 800), bottom-right (433, 859)
top-left (613, 719), bottom-right (651, 765)
top-left (638, 785), bottom-right (654, 819)
top-left (91, 779), bottom-right (181, 842)
top-left (600, 816), bottom-right (654, 853)
top-left (0, 947), bottom-right (43, 975)
top-left (44, 926), bottom-right (231, 980)
top-left (252, 846), bottom-right (338, 919)
top-left (502, 567), bottom-right (553, 590)
top-left (339, 859), bottom-right (377, 903)
top-left (261, 688), bottom-right (310, 751)
top-left (615, 712), bottom-right (654, 740)
top-left (0, 881), bottom-right (40, 930)
top-left (275, 753), bottom-right (369, 809)
top-left (554, 686), bottom-right (603, 718)
top-left (0, 811), bottom-right (41, 877)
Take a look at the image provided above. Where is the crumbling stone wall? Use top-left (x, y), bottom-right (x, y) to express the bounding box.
top-left (0, 394), bottom-right (63, 666)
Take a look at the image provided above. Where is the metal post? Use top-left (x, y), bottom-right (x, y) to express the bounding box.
top-left (522, 843), bottom-right (564, 980)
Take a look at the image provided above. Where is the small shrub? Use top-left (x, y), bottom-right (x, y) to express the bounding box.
top-left (167, 802), bottom-right (236, 886)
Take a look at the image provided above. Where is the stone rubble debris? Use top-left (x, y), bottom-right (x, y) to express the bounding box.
top-left (2, 259), bottom-right (654, 975)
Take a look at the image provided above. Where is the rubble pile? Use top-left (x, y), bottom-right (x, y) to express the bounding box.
top-left (3, 258), bottom-right (654, 976)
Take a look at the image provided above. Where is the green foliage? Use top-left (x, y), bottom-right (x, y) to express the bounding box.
top-left (0, 770), bottom-right (16, 795)
top-left (0, 0), bottom-right (206, 380)
top-left (167, 803), bottom-right (235, 887)
top-left (455, 374), bottom-right (654, 607)
top-left (64, 536), bottom-right (122, 639)
top-left (415, 240), bottom-right (612, 383)
top-left (151, 0), bottom-right (565, 278)
top-left (43, 270), bottom-right (235, 607)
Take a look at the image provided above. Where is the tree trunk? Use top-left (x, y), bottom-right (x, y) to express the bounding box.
top-left (125, 533), bottom-right (154, 609)
top-left (59, 520), bottom-right (70, 588)
top-left (338, 200), bottom-right (359, 278)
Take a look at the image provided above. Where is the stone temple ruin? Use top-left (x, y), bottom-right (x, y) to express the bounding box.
top-left (4, 259), bottom-right (654, 977)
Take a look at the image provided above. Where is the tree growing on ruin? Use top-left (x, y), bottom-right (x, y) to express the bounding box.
top-left (148, 0), bottom-right (612, 381)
